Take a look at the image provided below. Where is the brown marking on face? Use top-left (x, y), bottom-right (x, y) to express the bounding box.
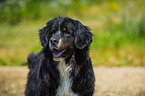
top-left (53, 27), bottom-right (56, 31)
top-left (57, 39), bottom-right (74, 51)
top-left (63, 28), bottom-right (66, 31)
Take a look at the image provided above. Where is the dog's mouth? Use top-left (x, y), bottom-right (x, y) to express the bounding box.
top-left (52, 49), bottom-right (69, 58)
top-left (53, 50), bottom-right (66, 57)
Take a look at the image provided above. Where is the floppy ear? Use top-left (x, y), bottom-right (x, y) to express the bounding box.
top-left (39, 26), bottom-right (48, 47)
top-left (39, 20), bottom-right (53, 48)
top-left (74, 21), bottom-right (93, 49)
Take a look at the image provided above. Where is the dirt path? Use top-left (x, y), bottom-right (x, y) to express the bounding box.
top-left (0, 67), bottom-right (145, 96)
top-left (94, 67), bottom-right (145, 96)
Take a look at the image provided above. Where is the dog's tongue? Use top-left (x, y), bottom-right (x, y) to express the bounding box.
top-left (53, 50), bottom-right (66, 57)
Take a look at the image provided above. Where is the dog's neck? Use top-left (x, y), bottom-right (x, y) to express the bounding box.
top-left (55, 58), bottom-right (78, 96)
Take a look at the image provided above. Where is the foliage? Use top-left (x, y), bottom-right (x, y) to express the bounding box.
top-left (139, 12), bottom-right (145, 38)
top-left (0, 0), bottom-right (145, 66)
top-left (0, 0), bottom-right (120, 24)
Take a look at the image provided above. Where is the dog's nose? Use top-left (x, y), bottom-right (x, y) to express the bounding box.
top-left (50, 38), bottom-right (58, 45)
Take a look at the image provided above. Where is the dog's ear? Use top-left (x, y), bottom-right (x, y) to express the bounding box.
top-left (74, 21), bottom-right (93, 49)
top-left (39, 20), bottom-right (53, 47)
top-left (39, 26), bottom-right (48, 47)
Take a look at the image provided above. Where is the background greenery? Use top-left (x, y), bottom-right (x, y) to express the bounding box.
top-left (0, 0), bottom-right (145, 66)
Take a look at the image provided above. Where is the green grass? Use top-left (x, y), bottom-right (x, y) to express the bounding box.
top-left (0, 21), bottom-right (43, 66)
top-left (90, 30), bottom-right (145, 67)
top-left (0, 1), bottom-right (145, 66)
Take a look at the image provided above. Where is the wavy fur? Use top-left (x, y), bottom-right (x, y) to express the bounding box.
top-left (25, 17), bottom-right (95, 96)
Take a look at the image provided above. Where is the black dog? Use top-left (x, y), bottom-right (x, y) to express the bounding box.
top-left (25, 17), bottom-right (95, 96)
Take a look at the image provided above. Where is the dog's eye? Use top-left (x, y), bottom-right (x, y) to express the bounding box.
top-left (65, 31), bottom-right (70, 34)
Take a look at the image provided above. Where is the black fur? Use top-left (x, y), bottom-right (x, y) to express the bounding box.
top-left (25, 17), bottom-right (95, 96)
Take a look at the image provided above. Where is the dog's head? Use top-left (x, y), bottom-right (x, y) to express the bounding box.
top-left (39, 17), bottom-right (92, 60)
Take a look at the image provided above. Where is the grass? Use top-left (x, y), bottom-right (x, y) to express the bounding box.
top-left (0, 1), bottom-right (145, 66)
top-left (0, 20), bottom-right (43, 66)
top-left (0, 18), bottom-right (145, 66)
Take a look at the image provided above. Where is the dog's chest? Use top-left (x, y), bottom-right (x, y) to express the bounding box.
top-left (56, 60), bottom-right (78, 96)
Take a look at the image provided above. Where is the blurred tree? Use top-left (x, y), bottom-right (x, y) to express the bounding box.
top-left (139, 12), bottom-right (145, 38)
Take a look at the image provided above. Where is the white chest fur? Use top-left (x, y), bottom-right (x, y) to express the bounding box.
top-left (56, 60), bottom-right (78, 96)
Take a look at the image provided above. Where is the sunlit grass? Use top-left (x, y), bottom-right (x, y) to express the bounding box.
top-left (0, 18), bottom-right (145, 66)
top-left (0, 21), bottom-right (43, 66)
top-left (0, 1), bottom-right (145, 66)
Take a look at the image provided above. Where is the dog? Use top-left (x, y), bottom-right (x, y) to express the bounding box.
top-left (25, 17), bottom-right (95, 96)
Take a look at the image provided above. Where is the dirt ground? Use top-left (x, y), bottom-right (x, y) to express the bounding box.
top-left (0, 67), bottom-right (145, 96)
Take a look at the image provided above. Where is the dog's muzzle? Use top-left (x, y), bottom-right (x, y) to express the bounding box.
top-left (49, 38), bottom-right (69, 59)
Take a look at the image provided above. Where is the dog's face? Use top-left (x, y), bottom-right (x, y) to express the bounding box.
top-left (49, 19), bottom-right (75, 59)
top-left (39, 17), bottom-right (92, 60)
